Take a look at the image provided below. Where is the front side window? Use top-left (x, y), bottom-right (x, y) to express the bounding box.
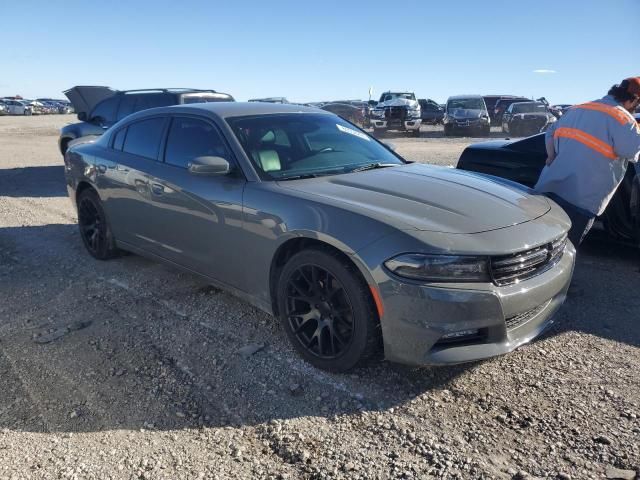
top-left (227, 113), bottom-right (404, 180)
top-left (164, 117), bottom-right (231, 168)
top-left (122, 117), bottom-right (166, 160)
top-left (91, 97), bottom-right (119, 124)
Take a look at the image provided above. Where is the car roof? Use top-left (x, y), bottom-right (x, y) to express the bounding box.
top-left (139, 101), bottom-right (328, 119)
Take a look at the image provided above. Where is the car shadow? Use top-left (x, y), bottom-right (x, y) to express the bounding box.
top-left (0, 165), bottom-right (67, 197)
top-left (0, 222), bottom-right (637, 434)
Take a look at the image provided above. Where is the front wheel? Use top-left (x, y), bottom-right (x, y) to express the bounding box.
top-left (277, 249), bottom-right (381, 372)
top-left (77, 188), bottom-right (121, 260)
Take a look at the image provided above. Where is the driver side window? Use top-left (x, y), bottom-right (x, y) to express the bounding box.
top-left (90, 97), bottom-right (119, 125)
top-left (164, 116), bottom-right (231, 169)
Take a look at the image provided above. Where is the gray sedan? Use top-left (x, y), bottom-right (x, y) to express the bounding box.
top-left (64, 102), bottom-right (575, 372)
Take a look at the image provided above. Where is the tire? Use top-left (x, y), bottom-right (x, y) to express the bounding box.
top-left (411, 128), bottom-right (421, 137)
top-left (276, 248), bottom-right (381, 372)
top-left (482, 126), bottom-right (490, 137)
top-left (443, 124), bottom-right (452, 137)
top-left (77, 188), bottom-right (121, 260)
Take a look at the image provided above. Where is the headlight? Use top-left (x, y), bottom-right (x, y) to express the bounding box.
top-left (547, 115), bottom-right (557, 122)
top-left (443, 115), bottom-right (453, 123)
top-left (384, 254), bottom-right (491, 282)
top-left (372, 109), bottom-right (384, 117)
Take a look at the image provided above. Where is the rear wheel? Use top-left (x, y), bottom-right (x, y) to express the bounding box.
top-left (277, 249), bottom-right (381, 372)
top-left (77, 188), bottom-right (120, 260)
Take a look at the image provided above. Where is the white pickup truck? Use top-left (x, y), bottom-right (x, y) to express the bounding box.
top-left (369, 91), bottom-right (422, 136)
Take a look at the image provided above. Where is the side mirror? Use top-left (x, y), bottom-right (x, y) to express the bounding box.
top-left (188, 156), bottom-right (231, 176)
top-left (77, 112), bottom-right (87, 121)
top-left (383, 141), bottom-right (397, 151)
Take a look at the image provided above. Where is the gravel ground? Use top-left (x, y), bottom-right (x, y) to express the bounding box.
top-left (0, 115), bottom-right (638, 480)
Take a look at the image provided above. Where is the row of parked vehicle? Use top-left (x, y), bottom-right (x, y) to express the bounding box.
top-left (306, 93), bottom-right (571, 137)
top-left (58, 85), bottom-right (575, 159)
top-left (0, 97), bottom-right (74, 116)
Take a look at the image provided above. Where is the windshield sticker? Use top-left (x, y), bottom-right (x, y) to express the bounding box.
top-left (336, 124), bottom-right (370, 141)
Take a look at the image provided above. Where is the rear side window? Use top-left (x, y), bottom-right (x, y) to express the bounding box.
top-left (164, 117), bottom-right (231, 168)
top-left (135, 93), bottom-right (174, 112)
top-left (122, 117), bottom-right (166, 160)
top-left (117, 94), bottom-right (175, 121)
top-left (112, 128), bottom-right (126, 151)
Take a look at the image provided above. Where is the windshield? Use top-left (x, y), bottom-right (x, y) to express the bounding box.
top-left (512, 102), bottom-right (548, 114)
top-left (447, 98), bottom-right (486, 112)
top-left (380, 92), bottom-right (416, 102)
top-left (227, 113), bottom-right (404, 180)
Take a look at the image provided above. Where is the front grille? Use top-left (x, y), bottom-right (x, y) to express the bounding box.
top-left (505, 300), bottom-right (551, 330)
top-left (491, 235), bottom-right (567, 286)
top-left (385, 107), bottom-right (407, 120)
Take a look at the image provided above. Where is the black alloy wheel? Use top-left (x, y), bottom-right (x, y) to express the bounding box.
top-left (277, 249), bottom-right (381, 372)
top-left (77, 189), bottom-right (120, 260)
top-left (285, 264), bottom-right (354, 359)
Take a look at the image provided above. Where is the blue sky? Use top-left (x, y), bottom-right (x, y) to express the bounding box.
top-left (1, 0), bottom-right (638, 104)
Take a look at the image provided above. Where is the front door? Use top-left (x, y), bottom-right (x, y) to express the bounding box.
top-left (143, 115), bottom-right (246, 288)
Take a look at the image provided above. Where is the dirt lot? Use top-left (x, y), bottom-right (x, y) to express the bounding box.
top-left (0, 115), bottom-right (638, 480)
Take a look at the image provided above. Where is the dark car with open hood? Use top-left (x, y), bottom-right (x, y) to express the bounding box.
top-left (59, 86), bottom-right (234, 155)
top-left (457, 129), bottom-right (640, 244)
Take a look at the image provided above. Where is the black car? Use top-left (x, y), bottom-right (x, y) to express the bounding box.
top-left (501, 102), bottom-right (557, 137)
top-left (59, 86), bottom-right (234, 155)
top-left (418, 99), bottom-right (444, 124)
top-left (456, 131), bottom-right (640, 243)
top-left (483, 95), bottom-right (519, 125)
top-left (493, 96), bottom-right (530, 125)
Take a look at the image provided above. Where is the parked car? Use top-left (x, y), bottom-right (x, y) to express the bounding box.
top-left (418, 99), bottom-right (444, 124)
top-left (64, 102), bottom-right (574, 371)
top-left (456, 125), bottom-right (640, 244)
top-left (59, 86), bottom-right (235, 155)
top-left (501, 101), bottom-right (557, 136)
top-left (443, 95), bottom-right (491, 136)
top-left (1, 99), bottom-right (32, 115)
top-left (370, 91), bottom-right (421, 136)
top-left (483, 95), bottom-right (518, 125)
top-left (319, 102), bottom-right (366, 127)
top-left (493, 96), bottom-right (530, 125)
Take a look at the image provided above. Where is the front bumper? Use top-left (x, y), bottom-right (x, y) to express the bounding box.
top-left (371, 118), bottom-right (421, 131)
top-left (445, 119), bottom-right (488, 131)
top-left (372, 241), bottom-right (575, 366)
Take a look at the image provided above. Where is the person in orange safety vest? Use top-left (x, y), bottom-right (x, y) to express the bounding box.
top-left (535, 77), bottom-right (640, 246)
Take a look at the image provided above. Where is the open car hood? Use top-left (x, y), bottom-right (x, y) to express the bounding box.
top-left (63, 86), bottom-right (117, 117)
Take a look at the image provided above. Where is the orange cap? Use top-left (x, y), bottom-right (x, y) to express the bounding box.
top-left (623, 77), bottom-right (640, 97)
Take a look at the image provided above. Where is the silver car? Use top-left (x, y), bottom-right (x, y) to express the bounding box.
top-left (64, 102), bottom-right (575, 372)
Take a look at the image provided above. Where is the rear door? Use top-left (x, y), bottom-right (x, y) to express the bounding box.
top-left (97, 116), bottom-right (169, 249)
top-left (142, 115), bottom-right (246, 286)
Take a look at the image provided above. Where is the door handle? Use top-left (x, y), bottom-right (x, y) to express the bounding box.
top-left (151, 183), bottom-right (165, 195)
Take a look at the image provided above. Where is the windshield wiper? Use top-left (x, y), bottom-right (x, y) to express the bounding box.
top-left (348, 163), bottom-right (399, 173)
top-left (278, 173), bottom-right (320, 181)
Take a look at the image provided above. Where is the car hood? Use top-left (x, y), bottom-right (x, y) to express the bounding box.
top-left (448, 108), bottom-right (485, 119)
top-left (378, 98), bottom-right (419, 109)
top-left (63, 86), bottom-right (117, 117)
top-left (278, 163), bottom-right (551, 234)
